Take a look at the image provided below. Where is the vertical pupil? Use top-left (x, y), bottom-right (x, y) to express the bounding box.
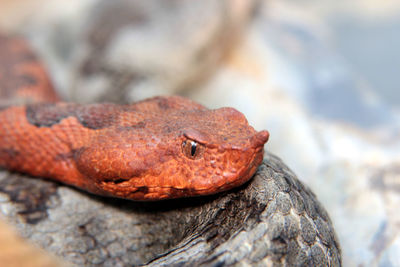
top-left (190, 141), bottom-right (197, 156)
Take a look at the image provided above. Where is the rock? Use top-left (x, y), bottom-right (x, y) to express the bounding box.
top-left (0, 0), bottom-right (258, 103)
top-left (69, 0), bottom-right (259, 103)
top-left (0, 154), bottom-right (341, 266)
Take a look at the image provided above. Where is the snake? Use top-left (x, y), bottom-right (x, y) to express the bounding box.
top-left (0, 34), bottom-right (269, 201)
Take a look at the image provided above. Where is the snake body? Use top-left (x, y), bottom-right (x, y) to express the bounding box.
top-left (0, 35), bottom-right (269, 201)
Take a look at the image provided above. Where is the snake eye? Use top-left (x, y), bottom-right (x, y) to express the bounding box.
top-left (182, 139), bottom-right (204, 159)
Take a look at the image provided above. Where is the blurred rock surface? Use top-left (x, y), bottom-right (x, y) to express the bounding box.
top-left (0, 0), bottom-right (259, 102)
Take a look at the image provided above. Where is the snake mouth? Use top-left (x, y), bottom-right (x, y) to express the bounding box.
top-left (104, 178), bottom-right (128, 185)
top-left (96, 140), bottom-right (266, 201)
top-left (100, 177), bottom-right (135, 188)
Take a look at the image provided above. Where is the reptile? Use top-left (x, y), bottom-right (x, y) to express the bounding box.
top-left (0, 34), bottom-right (269, 201)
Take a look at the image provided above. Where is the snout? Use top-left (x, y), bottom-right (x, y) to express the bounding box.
top-left (251, 130), bottom-right (269, 149)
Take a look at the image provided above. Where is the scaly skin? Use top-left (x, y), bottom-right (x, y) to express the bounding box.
top-left (0, 35), bottom-right (269, 201)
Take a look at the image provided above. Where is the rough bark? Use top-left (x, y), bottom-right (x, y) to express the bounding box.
top-left (0, 153), bottom-right (341, 266)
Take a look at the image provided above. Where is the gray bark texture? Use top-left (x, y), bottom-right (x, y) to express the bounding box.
top-left (0, 153), bottom-right (341, 266)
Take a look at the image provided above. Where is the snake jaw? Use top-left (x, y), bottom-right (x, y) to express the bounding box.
top-left (94, 144), bottom-right (264, 201)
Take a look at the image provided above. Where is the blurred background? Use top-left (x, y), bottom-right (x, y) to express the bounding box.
top-left (0, 0), bottom-right (399, 266)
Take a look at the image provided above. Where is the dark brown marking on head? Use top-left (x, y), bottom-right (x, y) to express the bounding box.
top-left (72, 103), bottom-right (120, 129)
top-left (78, 113), bottom-right (113, 129)
top-left (26, 103), bottom-right (68, 127)
top-left (25, 103), bottom-right (120, 129)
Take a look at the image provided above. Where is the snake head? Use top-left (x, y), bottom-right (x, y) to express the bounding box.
top-left (169, 108), bottom-right (269, 198)
top-left (75, 105), bottom-right (269, 201)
